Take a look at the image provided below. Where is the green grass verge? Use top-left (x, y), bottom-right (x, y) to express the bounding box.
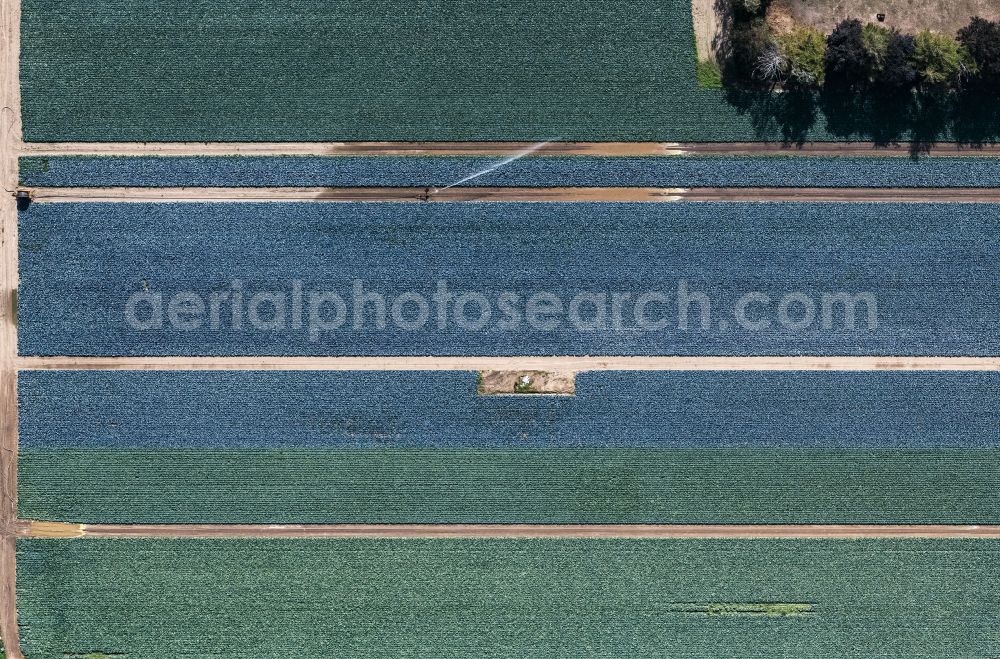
top-left (16, 538), bottom-right (1000, 657)
top-left (19, 449), bottom-right (1000, 524)
top-left (696, 59), bottom-right (723, 89)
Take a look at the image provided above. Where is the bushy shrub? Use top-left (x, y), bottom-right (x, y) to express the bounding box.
top-left (779, 26), bottom-right (827, 87)
top-left (913, 30), bottom-right (975, 87)
top-left (958, 17), bottom-right (1000, 88)
top-left (825, 19), bottom-right (877, 89)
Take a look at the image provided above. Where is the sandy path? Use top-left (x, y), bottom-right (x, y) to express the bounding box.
top-left (25, 186), bottom-right (1000, 203)
top-left (29, 186), bottom-right (684, 203)
top-left (0, 0), bottom-right (19, 652)
top-left (691, 0), bottom-right (728, 63)
top-left (17, 356), bottom-right (1000, 372)
top-left (18, 141), bottom-right (1000, 158)
top-left (16, 521), bottom-right (1000, 540)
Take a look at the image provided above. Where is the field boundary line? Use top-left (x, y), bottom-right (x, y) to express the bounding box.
top-left (16, 356), bottom-right (1000, 372)
top-left (15, 522), bottom-right (1000, 540)
top-left (22, 186), bottom-right (1000, 203)
top-left (18, 141), bottom-right (1000, 157)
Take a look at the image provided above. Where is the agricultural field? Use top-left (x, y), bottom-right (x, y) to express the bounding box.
top-left (20, 0), bottom-right (764, 142)
top-left (6, 1), bottom-right (1000, 658)
top-left (20, 448), bottom-right (1000, 524)
top-left (17, 201), bottom-right (1000, 356)
top-left (19, 155), bottom-right (1000, 188)
top-left (18, 371), bottom-right (1000, 450)
top-left (16, 371), bottom-right (1000, 524)
top-left (16, 538), bottom-right (1000, 657)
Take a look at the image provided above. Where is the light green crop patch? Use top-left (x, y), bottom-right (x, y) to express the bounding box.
top-left (18, 157), bottom-right (49, 183)
top-left (14, 538), bottom-right (1000, 657)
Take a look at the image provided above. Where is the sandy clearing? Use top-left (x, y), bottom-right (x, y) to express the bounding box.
top-left (23, 186), bottom-right (1000, 203)
top-left (16, 356), bottom-right (1000, 372)
top-left (13, 522), bottom-right (1000, 540)
top-left (17, 142), bottom-right (1000, 158)
top-left (775, 0), bottom-right (1000, 36)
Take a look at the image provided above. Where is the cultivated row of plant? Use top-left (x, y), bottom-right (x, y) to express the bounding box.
top-left (18, 155), bottom-right (1000, 188)
top-left (16, 538), bottom-right (1000, 657)
top-left (21, 449), bottom-right (1000, 524)
top-left (729, 2), bottom-right (1000, 95)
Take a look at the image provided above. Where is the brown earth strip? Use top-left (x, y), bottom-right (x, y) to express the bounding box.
top-left (17, 356), bottom-right (1000, 372)
top-left (16, 522), bottom-right (1000, 540)
top-left (0, 0), bottom-right (20, 650)
top-left (23, 186), bottom-right (1000, 203)
top-left (774, 0), bottom-right (1000, 36)
top-left (18, 141), bottom-right (1000, 158)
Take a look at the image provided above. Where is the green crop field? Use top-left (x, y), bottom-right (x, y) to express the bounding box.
top-left (20, 0), bottom-right (783, 142)
top-left (19, 449), bottom-right (1000, 524)
top-left (16, 538), bottom-right (1000, 657)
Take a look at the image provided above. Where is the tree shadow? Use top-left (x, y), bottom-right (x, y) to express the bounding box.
top-left (711, 0), bottom-right (734, 64)
top-left (952, 88), bottom-right (1000, 148)
top-left (723, 82), bottom-right (1000, 156)
top-left (723, 86), bottom-right (818, 146)
top-left (820, 87), bottom-right (914, 150)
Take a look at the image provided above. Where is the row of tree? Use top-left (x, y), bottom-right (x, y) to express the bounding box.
top-left (728, 4), bottom-right (1000, 96)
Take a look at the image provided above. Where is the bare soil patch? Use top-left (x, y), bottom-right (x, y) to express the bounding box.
top-left (478, 370), bottom-right (576, 395)
top-left (772, 0), bottom-right (999, 35)
top-left (692, 0), bottom-right (1000, 66)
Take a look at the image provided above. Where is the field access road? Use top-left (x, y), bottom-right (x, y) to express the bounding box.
top-left (25, 186), bottom-right (1000, 203)
top-left (15, 521), bottom-right (1000, 540)
top-left (0, 0), bottom-right (21, 653)
top-left (17, 356), bottom-right (1000, 372)
top-left (18, 141), bottom-right (1000, 157)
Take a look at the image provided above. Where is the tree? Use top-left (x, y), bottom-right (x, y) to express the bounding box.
top-left (825, 19), bottom-right (877, 89)
top-left (913, 30), bottom-right (975, 88)
top-left (728, 19), bottom-right (773, 82)
top-left (876, 32), bottom-right (919, 92)
top-left (958, 17), bottom-right (1000, 89)
top-left (779, 26), bottom-right (827, 87)
top-left (731, 0), bottom-right (765, 19)
top-left (754, 46), bottom-right (789, 82)
top-left (861, 23), bottom-right (893, 72)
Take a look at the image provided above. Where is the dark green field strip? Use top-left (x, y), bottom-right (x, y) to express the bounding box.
top-left (18, 449), bottom-right (1000, 524)
top-left (17, 538), bottom-right (1000, 657)
top-left (18, 0), bottom-right (760, 142)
